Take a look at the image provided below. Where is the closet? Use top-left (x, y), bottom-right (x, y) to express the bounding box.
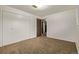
top-left (0, 6), bottom-right (36, 47)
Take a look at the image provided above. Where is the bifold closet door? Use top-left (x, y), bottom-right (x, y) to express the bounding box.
top-left (0, 8), bottom-right (2, 47)
top-left (3, 10), bottom-right (30, 46)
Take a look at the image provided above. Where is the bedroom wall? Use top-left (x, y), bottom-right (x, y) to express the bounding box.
top-left (0, 6), bottom-right (37, 46)
top-left (75, 8), bottom-right (79, 53)
top-left (46, 9), bottom-right (77, 42)
top-left (45, 9), bottom-right (79, 53)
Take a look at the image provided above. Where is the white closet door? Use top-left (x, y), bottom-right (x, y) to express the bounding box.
top-left (28, 16), bottom-right (36, 38)
top-left (0, 8), bottom-right (2, 47)
top-left (3, 10), bottom-right (30, 46)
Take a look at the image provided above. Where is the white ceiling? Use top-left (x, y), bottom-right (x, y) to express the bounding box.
top-left (8, 5), bottom-right (78, 17)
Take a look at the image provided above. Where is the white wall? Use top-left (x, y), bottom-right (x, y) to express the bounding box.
top-left (0, 8), bottom-right (2, 47)
top-left (0, 6), bottom-right (37, 46)
top-left (46, 9), bottom-right (79, 53)
top-left (46, 9), bottom-right (77, 42)
top-left (75, 8), bottom-right (79, 53)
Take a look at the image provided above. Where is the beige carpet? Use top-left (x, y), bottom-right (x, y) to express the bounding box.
top-left (0, 36), bottom-right (78, 54)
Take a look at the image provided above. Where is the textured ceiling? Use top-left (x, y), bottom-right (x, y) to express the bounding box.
top-left (8, 5), bottom-right (77, 17)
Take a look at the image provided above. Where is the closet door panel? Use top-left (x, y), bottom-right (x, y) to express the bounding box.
top-left (28, 16), bottom-right (36, 38)
top-left (3, 10), bottom-right (29, 46)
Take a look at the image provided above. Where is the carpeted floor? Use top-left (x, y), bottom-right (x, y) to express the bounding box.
top-left (0, 36), bottom-right (78, 54)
